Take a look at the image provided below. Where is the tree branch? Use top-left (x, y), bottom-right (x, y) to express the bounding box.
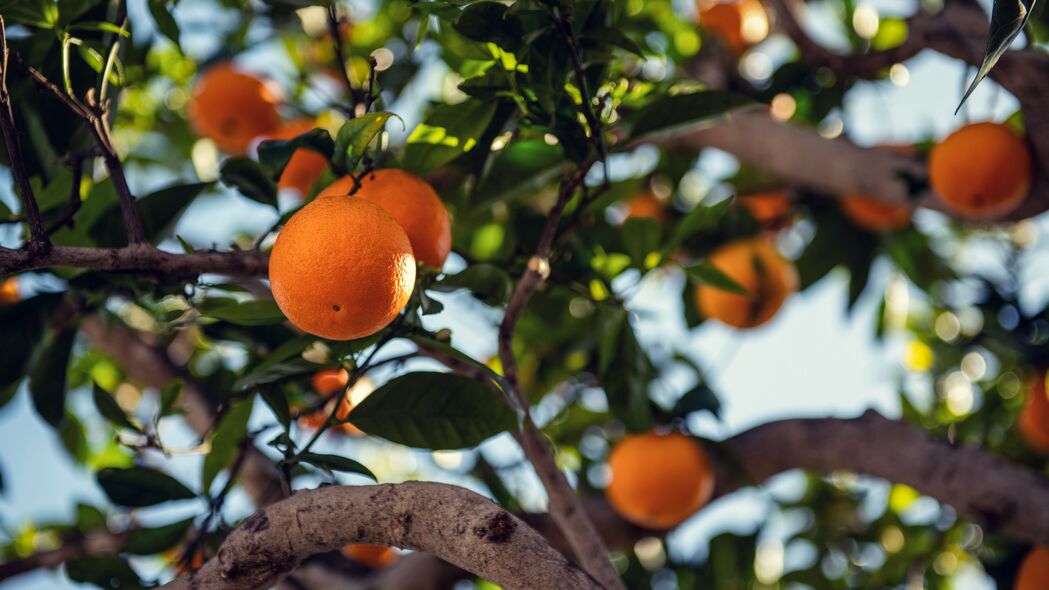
top-left (158, 482), bottom-right (602, 590)
top-left (0, 530), bottom-right (129, 582)
top-left (0, 245), bottom-right (267, 278)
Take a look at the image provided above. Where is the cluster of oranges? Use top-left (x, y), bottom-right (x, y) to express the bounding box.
top-left (188, 63), bottom-right (332, 198)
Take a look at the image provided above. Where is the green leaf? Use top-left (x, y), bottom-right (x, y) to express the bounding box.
top-left (350, 372), bottom-right (516, 449)
top-left (598, 309), bottom-right (653, 432)
top-left (92, 383), bottom-right (142, 433)
top-left (300, 452), bottom-right (376, 480)
top-left (332, 112), bottom-right (397, 173)
top-left (629, 91), bottom-right (756, 141)
top-left (148, 0), bottom-right (181, 50)
top-left (28, 324), bottom-right (77, 427)
top-left (453, 1), bottom-right (521, 51)
top-left (0, 0), bottom-right (60, 28)
top-left (956, 0), bottom-right (1035, 113)
top-left (666, 198), bottom-right (733, 252)
top-left (621, 217), bottom-right (663, 268)
top-left (220, 157), bottom-right (278, 209)
top-left (684, 260), bottom-right (748, 295)
top-left (258, 128), bottom-right (334, 180)
top-left (526, 31), bottom-right (571, 113)
top-left (582, 28), bottom-right (644, 56)
top-left (202, 299), bottom-right (286, 326)
top-left (259, 385), bottom-right (290, 429)
top-left (233, 357), bottom-right (322, 391)
top-left (0, 293), bottom-right (64, 399)
top-left (671, 383), bottom-right (721, 418)
top-left (122, 517), bottom-right (194, 555)
top-left (430, 264), bottom-right (513, 306)
top-left (66, 556), bottom-right (143, 589)
top-left (403, 99), bottom-right (498, 175)
top-left (96, 466), bottom-right (196, 507)
top-left (472, 140), bottom-right (564, 207)
top-left (201, 396), bottom-right (254, 493)
top-left (89, 182), bottom-right (213, 247)
top-left (159, 379), bottom-right (182, 417)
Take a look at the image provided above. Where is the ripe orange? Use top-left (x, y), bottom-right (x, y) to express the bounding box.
top-left (840, 195), bottom-right (912, 232)
top-left (269, 196), bottom-right (416, 340)
top-left (738, 192), bottom-right (791, 230)
top-left (606, 431), bottom-right (715, 529)
top-left (928, 122), bottom-right (1031, 219)
top-left (1015, 547), bottom-right (1049, 590)
top-left (697, 0), bottom-right (769, 54)
top-left (694, 238), bottom-right (797, 329)
top-left (343, 544), bottom-right (397, 568)
top-left (0, 277), bottom-right (18, 305)
top-left (312, 368), bottom-right (350, 394)
top-left (319, 169), bottom-right (452, 268)
top-left (188, 63), bottom-right (281, 155)
top-left (267, 119), bottom-right (329, 198)
top-left (623, 193), bottom-right (666, 224)
top-left (298, 371), bottom-right (369, 435)
top-left (1019, 372), bottom-right (1049, 455)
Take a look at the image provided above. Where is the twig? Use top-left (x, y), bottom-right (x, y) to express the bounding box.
top-left (326, 3), bottom-right (360, 116)
top-left (553, 6), bottom-right (609, 185)
top-left (0, 18), bottom-right (50, 254)
top-left (0, 244), bottom-right (268, 278)
top-left (180, 438), bottom-right (254, 572)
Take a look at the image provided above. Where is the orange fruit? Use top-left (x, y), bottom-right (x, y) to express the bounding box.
top-left (694, 238), bottom-right (798, 329)
top-left (343, 544), bottom-right (397, 568)
top-left (0, 277), bottom-right (18, 305)
top-left (269, 196), bottom-right (416, 340)
top-left (840, 195), bottom-right (912, 232)
top-left (188, 63), bottom-right (281, 155)
top-left (623, 193), bottom-right (666, 224)
top-left (298, 371), bottom-right (370, 435)
top-left (1019, 372), bottom-right (1049, 455)
top-left (697, 0), bottom-right (769, 54)
top-left (267, 119), bottom-right (329, 198)
top-left (319, 169), bottom-right (452, 268)
top-left (1016, 547), bottom-right (1049, 590)
top-left (606, 431), bottom-right (715, 529)
top-left (928, 122), bottom-right (1031, 219)
top-left (312, 368), bottom-right (349, 394)
top-left (738, 192), bottom-right (791, 230)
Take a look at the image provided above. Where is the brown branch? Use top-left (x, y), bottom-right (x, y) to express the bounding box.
top-left (0, 245), bottom-right (267, 278)
top-left (326, 4), bottom-right (360, 116)
top-left (0, 17), bottom-right (50, 253)
top-left (0, 530), bottom-right (130, 582)
top-left (158, 482), bottom-right (603, 590)
top-left (496, 165), bottom-right (624, 590)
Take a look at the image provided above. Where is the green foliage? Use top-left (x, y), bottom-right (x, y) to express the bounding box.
top-left (96, 466), bottom-right (196, 508)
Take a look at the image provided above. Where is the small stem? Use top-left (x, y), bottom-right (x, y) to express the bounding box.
top-left (0, 18), bottom-right (50, 254)
top-left (326, 3), bottom-right (359, 116)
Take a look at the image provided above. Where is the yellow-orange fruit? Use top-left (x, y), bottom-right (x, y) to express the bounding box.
top-left (188, 64), bottom-right (281, 155)
top-left (1019, 372), bottom-right (1049, 455)
top-left (298, 371), bottom-right (369, 435)
top-left (606, 431), bottom-right (715, 529)
top-left (623, 193), bottom-right (666, 224)
top-left (841, 195), bottom-right (912, 232)
top-left (0, 277), bottom-right (18, 305)
top-left (269, 196), bottom-right (415, 340)
top-left (319, 170), bottom-right (452, 268)
top-left (268, 119), bottom-right (329, 197)
top-left (1016, 547), bottom-right (1049, 590)
top-left (928, 122), bottom-right (1032, 219)
top-left (694, 238), bottom-right (798, 329)
top-left (343, 544), bottom-right (397, 568)
top-left (697, 0), bottom-right (769, 54)
top-left (738, 192), bottom-right (791, 230)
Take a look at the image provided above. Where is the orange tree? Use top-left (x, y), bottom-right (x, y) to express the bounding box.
top-left (1, 0), bottom-right (1049, 589)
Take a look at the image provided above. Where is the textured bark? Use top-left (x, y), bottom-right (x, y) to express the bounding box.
top-left (158, 482), bottom-right (602, 590)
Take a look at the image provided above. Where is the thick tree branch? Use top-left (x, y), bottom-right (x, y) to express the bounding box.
top-left (158, 482), bottom-right (602, 590)
top-left (0, 245), bottom-right (267, 278)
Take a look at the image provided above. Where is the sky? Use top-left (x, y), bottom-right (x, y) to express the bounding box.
top-left (0, 0), bottom-right (1042, 588)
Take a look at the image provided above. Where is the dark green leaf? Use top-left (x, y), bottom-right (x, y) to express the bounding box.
top-left (148, 0), bottom-right (181, 49)
top-left (0, 293), bottom-right (64, 399)
top-left (472, 140), bottom-right (564, 206)
top-left (403, 99), bottom-right (498, 175)
top-left (666, 198), bottom-right (733, 252)
top-left (629, 91), bottom-right (756, 140)
top-left (220, 157), bottom-right (278, 209)
top-left (201, 396), bottom-right (254, 493)
top-left (598, 308), bottom-right (653, 432)
top-left (233, 357), bottom-right (322, 391)
top-left (684, 260), bottom-right (748, 295)
top-left (66, 556), bottom-right (143, 589)
top-left (159, 379), bottom-right (182, 417)
top-left (92, 383), bottom-right (142, 432)
top-left (351, 372), bottom-right (516, 449)
top-left (453, 1), bottom-right (521, 51)
top-left (582, 28), bottom-right (644, 56)
top-left (259, 385), bottom-right (290, 429)
top-left (621, 217), bottom-right (663, 268)
top-left (332, 112), bottom-right (396, 172)
top-left (97, 466), bottom-right (196, 507)
top-left (28, 324), bottom-right (77, 427)
top-left (202, 299), bottom-right (286, 326)
top-left (671, 383), bottom-right (721, 418)
top-left (89, 182), bottom-right (213, 247)
top-left (258, 128), bottom-right (334, 180)
top-left (300, 452), bottom-right (376, 480)
top-left (123, 518), bottom-right (194, 555)
top-left (431, 264), bottom-right (513, 306)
